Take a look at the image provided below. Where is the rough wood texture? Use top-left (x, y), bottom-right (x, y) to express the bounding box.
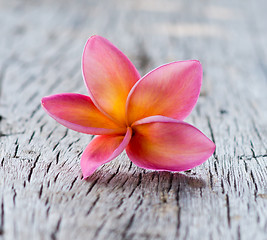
top-left (0, 0), bottom-right (267, 239)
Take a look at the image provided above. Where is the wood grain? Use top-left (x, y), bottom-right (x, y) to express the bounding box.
top-left (0, 0), bottom-right (266, 239)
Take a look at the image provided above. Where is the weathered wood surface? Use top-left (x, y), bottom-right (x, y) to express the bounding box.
top-left (0, 0), bottom-right (267, 239)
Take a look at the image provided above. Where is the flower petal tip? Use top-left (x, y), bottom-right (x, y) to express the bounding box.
top-left (82, 35), bottom-right (140, 124)
top-left (127, 116), bottom-right (216, 172)
top-left (41, 93), bottom-right (126, 135)
top-left (80, 128), bottom-right (132, 181)
top-left (41, 95), bottom-right (49, 108)
top-left (126, 60), bottom-right (203, 124)
top-left (82, 168), bottom-right (96, 180)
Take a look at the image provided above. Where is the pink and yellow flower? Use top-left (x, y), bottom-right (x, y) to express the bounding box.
top-left (41, 35), bottom-right (215, 179)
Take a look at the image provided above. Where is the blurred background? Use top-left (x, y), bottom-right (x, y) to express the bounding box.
top-left (0, 0), bottom-right (266, 120)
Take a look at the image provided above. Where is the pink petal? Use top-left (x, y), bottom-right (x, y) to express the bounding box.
top-left (41, 93), bottom-right (126, 135)
top-left (126, 60), bottom-right (202, 125)
top-left (126, 116), bottom-right (215, 172)
top-left (81, 127), bottom-right (132, 178)
top-left (82, 35), bottom-right (140, 124)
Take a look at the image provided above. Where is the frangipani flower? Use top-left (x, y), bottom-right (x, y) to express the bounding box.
top-left (41, 35), bottom-right (215, 179)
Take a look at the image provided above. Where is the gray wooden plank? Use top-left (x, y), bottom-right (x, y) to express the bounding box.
top-left (0, 0), bottom-right (267, 239)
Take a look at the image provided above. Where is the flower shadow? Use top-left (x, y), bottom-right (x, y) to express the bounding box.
top-left (84, 165), bottom-right (207, 197)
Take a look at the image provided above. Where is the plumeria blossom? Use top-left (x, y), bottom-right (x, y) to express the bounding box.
top-left (41, 35), bottom-right (215, 179)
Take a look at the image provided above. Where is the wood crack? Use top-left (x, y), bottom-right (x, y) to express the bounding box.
top-left (250, 171), bottom-right (258, 199)
top-left (175, 185), bottom-right (181, 238)
top-left (0, 198), bottom-right (4, 235)
top-left (93, 219), bottom-right (107, 239)
top-left (206, 116), bottom-right (218, 161)
top-left (67, 138), bottom-right (80, 148)
top-left (121, 214), bottom-right (135, 240)
top-left (239, 154), bottom-right (267, 160)
top-left (46, 162), bottom-right (53, 174)
top-left (167, 173), bottom-right (173, 193)
top-left (128, 173), bottom-right (142, 198)
top-left (51, 217), bottom-right (62, 240)
top-left (209, 168), bottom-right (213, 189)
top-left (134, 194), bottom-right (144, 211)
top-left (85, 194), bottom-right (100, 216)
top-left (28, 131), bottom-right (35, 144)
top-left (26, 91), bottom-right (39, 105)
top-left (30, 104), bottom-right (41, 119)
top-left (54, 173), bottom-right (60, 183)
top-left (69, 176), bottom-right (78, 191)
top-left (206, 116), bottom-right (216, 146)
top-left (226, 194), bottom-right (231, 228)
top-left (46, 127), bottom-right (57, 140)
top-left (107, 165), bottom-right (120, 184)
top-left (13, 139), bottom-right (19, 158)
top-left (55, 151), bottom-right (60, 164)
top-left (53, 129), bottom-right (69, 151)
top-left (86, 178), bottom-right (99, 196)
top-left (39, 184), bottom-right (43, 199)
top-left (28, 154), bottom-right (41, 182)
top-left (12, 185), bottom-right (17, 206)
